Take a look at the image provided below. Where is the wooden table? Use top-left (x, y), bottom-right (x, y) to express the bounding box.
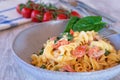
top-left (0, 0), bottom-right (120, 80)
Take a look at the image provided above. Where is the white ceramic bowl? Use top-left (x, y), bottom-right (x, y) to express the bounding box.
top-left (12, 20), bottom-right (120, 80)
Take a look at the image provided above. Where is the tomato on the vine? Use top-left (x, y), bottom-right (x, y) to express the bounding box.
top-left (43, 11), bottom-right (53, 22)
top-left (16, 1), bottom-right (82, 23)
top-left (16, 4), bottom-right (25, 14)
top-left (31, 10), bottom-right (42, 22)
top-left (57, 14), bottom-right (67, 20)
top-left (71, 11), bottom-right (81, 17)
top-left (21, 7), bottom-right (33, 18)
top-left (26, 0), bottom-right (35, 9)
top-left (56, 9), bottom-right (66, 13)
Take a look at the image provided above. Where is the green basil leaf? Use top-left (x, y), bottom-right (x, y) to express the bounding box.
top-left (64, 16), bottom-right (106, 32)
top-left (67, 33), bottom-right (73, 41)
top-left (104, 49), bottom-right (110, 56)
top-left (39, 48), bottom-right (44, 55)
top-left (64, 16), bottom-right (79, 32)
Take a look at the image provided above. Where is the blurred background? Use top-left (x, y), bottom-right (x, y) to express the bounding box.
top-left (0, 0), bottom-right (120, 80)
top-left (0, 0), bottom-right (119, 20)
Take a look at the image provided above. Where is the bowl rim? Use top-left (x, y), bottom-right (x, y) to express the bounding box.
top-left (12, 20), bottom-right (120, 76)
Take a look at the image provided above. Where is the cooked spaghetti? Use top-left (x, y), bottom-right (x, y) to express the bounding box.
top-left (31, 30), bottom-right (120, 72)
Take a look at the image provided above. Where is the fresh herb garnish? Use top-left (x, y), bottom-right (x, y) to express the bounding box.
top-left (64, 16), bottom-right (79, 32)
top-left (67, 33), bottom-right (73, 41)
top-left (104, 49), bottom-right (110, 56)
top-left (40, 65), bottom-right (46, 69)
top-left (39, 48), bottom-right (44, 55)
top-left (64, 16), bottom-right (106, 32)
top-left (54, 36), bottom-right (62, 43)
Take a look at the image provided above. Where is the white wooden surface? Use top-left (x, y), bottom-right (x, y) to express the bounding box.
top-left (0, 0), bottom-right (120, 80)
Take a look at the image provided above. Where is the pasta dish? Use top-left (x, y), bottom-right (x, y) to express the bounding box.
top-left (31, 30), bottom-right (120, 72)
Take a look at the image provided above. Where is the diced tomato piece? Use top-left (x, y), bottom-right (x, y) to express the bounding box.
top-left (72, 45), bottom-right (87, 58)
top-left (63, 65), bottom-right (75, 72)
top-left (88, 46), bottom-right (104, 58)
top-left (59, 39), bottom-right (69, 45)
top-left (53, 43), bottom-right (61, 49)
top-left (70, 29), bottom-right (74, 35)
top-left (53, 39), bottom-right (69, 49)
top-left (49, 37), bottom-right (56, 41)
top-left (88, 46), bottom-right (99, 56)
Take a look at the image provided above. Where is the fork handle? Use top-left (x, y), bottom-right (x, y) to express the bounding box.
top-left (76, 0), bottom-right (119, 23)
top-left (108, 22), bottom-right (120, 33)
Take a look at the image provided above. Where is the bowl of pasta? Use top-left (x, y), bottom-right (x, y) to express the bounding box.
top-left (12, 16), bottom-right (120, 80)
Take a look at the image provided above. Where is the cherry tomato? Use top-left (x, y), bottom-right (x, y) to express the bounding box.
top-left (43, 11), bottom-right (53, 22)
top-left (71, 11), bottom-right (81, 17)
top-left (21, 7), bottom-right (33, 18)
top-left (57, 14), bottom-right (67, 20)
top-left (31, 10), bottom-right (42, 22)
top-left (16, 4), bottom-right (25, 14)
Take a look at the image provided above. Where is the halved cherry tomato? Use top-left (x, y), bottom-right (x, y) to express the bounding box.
top-left (16, 4), bottom-right (25, 14)
top-left (21, 7), bottom-right (33, 18)
top-left (71, 11), bottom-right (81, 17)
top-left (57, 14), bottom-right (67, 20)
top-left (31, 10), bottom-right (42, 22)
top-left (43, 11), bottom-right (53, 22)
top-left (72, 45), bottom-right (87, 58)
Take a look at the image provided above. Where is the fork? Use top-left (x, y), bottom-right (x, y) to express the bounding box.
top-left (75, 0), bottom-right (118, 23)
top-left (99, 22), bottom-right (120, 38)
top-left (59, 0), bottom-right (90, 16)
top-left (59, 0), bottom-right (118, 23)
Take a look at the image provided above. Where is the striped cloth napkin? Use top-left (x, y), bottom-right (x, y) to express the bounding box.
top-left (0, 0), bottom-right (39, 30)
